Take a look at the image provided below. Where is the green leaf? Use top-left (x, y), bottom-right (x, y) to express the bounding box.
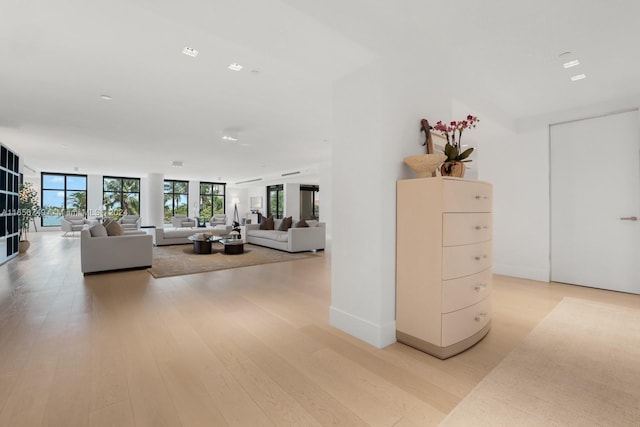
top-left (458, 147), bottom-right (474, 160)
top-left (444, 143), bottom-right (452, 157)
top-left (448, 146), bottom-right (459, 161)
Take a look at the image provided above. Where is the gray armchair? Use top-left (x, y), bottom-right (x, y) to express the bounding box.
top-left (60, 215), bottom-right (90, 236)
top-left (171, 215), bottom-right (196, 228)
top-left (210, 214), bottom-right (227, 226)
top-left (118, 215), bottom-right (141, 231)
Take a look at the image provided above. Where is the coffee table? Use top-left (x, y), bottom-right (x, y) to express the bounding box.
top-left (220, 238), bottom-right (244, 254)
top-left (188, 234), bottom-right (222, 254)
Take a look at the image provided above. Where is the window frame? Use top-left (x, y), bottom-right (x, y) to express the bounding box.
top-left (41, 172), bottom-right (88, 227)
top-left (266, 184), bottom-right (284, 219)
top-left (300, 184), bottom-right (320, 220)
top-left (103, 176), bottom-right (141, 219)
top-left (163, 179), bottom-right (190, 223)
top-left (199, 182), bottom-right (226, 219)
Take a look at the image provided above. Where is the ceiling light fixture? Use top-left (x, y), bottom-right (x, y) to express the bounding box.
top-left (100, 94), bottom-right (112, 100)
top-left (172, 160), bottom-right (183, 168)
top-left (563, 60), bottom-right (580, 69)
top-left (222, 135), bottom-right (238, 142)
top-left (182, 46), bottom-right (199, 57)
top-left (570, 74), bottom-right (587, 81)
top-left (228, 62), bottom-right (243, 71)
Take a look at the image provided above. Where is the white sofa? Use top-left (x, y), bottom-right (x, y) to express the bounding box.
top-left (245, 219), bottom-right (325, 252)
top-left (80, 228), bottom-right (153, 274)
top-left (153, 225), bottom-right (232, 246)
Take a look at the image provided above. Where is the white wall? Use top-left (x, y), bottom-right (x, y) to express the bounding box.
top-left (330, 53), bottom-right (453, 348)
top-left (319, 161), bottom-right (332, 238)
top-left (284, 183), bottom-right (300, 219)
top-left (453, 99), bottom-right (551, 282)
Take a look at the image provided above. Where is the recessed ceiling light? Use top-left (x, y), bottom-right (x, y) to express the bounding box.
top-left (563, 60), bottom-right (580, 69)
top-left (172, 161), bottom-right (183, 168)
top-left (570, 74), bottom-right (587, 81)
top-left (182, 46), bottom-right (199, 57)
top-left (222, 135), bottom-right (238, 142)
top-left (228, 63), bottom-right (243, 71)
top-left (558, 51), bottom-right (572, 58)
top-left (100, 94), bottom-right (112, 100)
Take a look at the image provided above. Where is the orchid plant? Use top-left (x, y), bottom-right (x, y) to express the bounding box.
top-left (433, 115), bottom-right (479, 162)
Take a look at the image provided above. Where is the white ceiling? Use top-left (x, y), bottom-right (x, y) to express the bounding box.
top-left (2, 0), bottom-right (640, 182)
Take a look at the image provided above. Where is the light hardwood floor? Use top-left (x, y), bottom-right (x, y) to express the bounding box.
top-left (1, 232), bottom-right (640, 426)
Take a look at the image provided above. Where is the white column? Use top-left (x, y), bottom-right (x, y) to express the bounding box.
top-left (143, 173), bottom-right (164, 227)
top-left (330, 54), bottom-right (452, 349)
top-left (284, 183), bottom-right (300, 219)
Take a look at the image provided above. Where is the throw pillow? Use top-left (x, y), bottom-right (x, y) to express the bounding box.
top-left (278, 216), bottom-right (293, 231)
top-left (70, 219), bottom-right (85, 226)
top-left (89, 223), bottom-right (108, 237)
top-left (306, 220), bottom-right (319, 228)
top-left (295, 219), bottom-right (309, 228)
top-left (103, 218), bottom-right (113, 228)
top-left (105, 220), bottom-right (124, 236)
top-left (260, 216), bottom-right (275, 230)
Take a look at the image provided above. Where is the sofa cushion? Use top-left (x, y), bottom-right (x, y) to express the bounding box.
top-left (105, 220), bottom-right (124, 236)
top-left (89, 223), bottom-right (108, 237)
top-left (295, 219), bottom-right (309, 228)
top-left (70, 219), bottom-right (85, 226)
top-left (306, 220), bottom-right (319, 227)
top-left (249, 229), bottom-right (289, 242)
top-left (121, 217), bottom-right (137, 224)
top-left (260, 216), bottom-right (275, 230)
top-left (278, 216), bottom-right (293, 231)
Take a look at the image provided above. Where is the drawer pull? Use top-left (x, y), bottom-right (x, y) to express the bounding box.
top-left (474, 283), bottom-right (488, 292)
top-left (474, 255), bottom-right (488, 261)
top-left (475, 312), bottom-right (489, 322)
top-left (474, 195), bottom-right (489, 200)
top-left (474, 225), bottom-right (489, 230)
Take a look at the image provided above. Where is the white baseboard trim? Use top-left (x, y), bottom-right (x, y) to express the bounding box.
top-left (493, 263), bottom-right (549, 282)
top-left (329, 306), bottom-right (396, 349)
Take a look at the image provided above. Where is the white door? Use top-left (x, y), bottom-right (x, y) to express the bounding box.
top-left (550, 110), bottom-right (640, 294)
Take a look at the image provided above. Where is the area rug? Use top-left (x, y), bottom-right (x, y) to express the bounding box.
top-left (148, 243), bottom-right (318, 278)
top-left (440, 298), bottom-right (640, 426)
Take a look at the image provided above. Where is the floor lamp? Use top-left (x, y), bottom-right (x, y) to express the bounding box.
top-left (232, 198), bottom-right (240, 230)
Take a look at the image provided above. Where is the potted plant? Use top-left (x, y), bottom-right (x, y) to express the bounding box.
top-left (433, 115), bottom-right (479, 177)
top-left (18, 182), bottom-right (40, 253)
top-left (403, 119), bottom-right (449, 178)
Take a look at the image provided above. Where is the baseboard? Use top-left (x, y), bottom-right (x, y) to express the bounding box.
top-left (493, 263), bottom-right (549, 282)
top-left (329, 306), bottom-right (396, 349)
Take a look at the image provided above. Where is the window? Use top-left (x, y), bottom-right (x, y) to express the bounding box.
top-left (300, 185), bottom-right (320, 220)
top-left (164, 180), bottom-right (189, 223)
top-left (199, 182), bottom-right (225, 219)
top-left (41, 173), bottom-right (87, 227)
top-left (266, 185), bottom-right (284, 219)
top-left (103, 176), bottom-right (140, 219)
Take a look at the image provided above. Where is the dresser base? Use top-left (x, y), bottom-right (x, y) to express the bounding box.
top-left (396, 321), bottom-right (491, 360)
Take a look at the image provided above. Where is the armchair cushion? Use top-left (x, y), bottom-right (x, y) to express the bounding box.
top-left (89, 223), bottom-right (108, 237)
top-left (278, 216), bottom-right (293, 231)
top-left (260, 216), bottom-right (275, 230)
top-left (105, 221), bottom-right (124, 236)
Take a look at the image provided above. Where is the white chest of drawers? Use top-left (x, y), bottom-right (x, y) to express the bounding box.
top-left (396, 177), bottom-right (493, 359)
